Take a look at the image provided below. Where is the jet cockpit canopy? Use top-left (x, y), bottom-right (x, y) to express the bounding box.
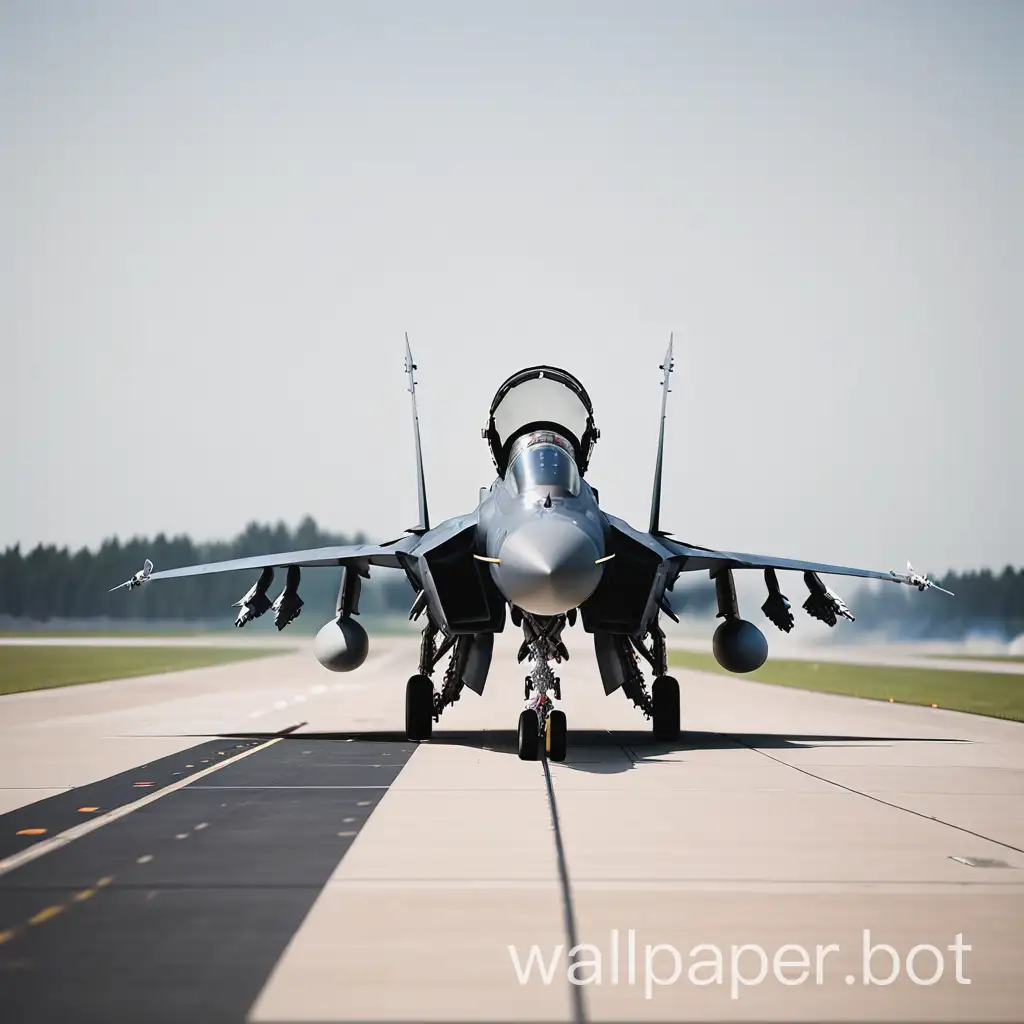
top-left (484, 365), bottom-right (599, 476)
top-left (507, 430), bottom-right (581, 497)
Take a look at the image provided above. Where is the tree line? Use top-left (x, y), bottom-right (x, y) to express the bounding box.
top-left (0, 517), bottom-right (413, 626)
top-left (0, 519), bottom-right (1020, 640)
top-left (849, 566), bottom-right (1024, 640)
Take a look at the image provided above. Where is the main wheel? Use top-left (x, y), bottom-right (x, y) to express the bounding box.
top-left (546, 709), bottom-right (567, 762)
top-left (406, 675), bottom-right (434, 741)
top-left (518, 709), bottom-right (540, 761)
top-left (651, 675), bottom-right (680, 741)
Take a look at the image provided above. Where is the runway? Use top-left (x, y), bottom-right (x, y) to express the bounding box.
top-left (1, 633), bottom-right (1022, 1021)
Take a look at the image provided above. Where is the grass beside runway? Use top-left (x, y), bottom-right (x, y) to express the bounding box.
top-left (0, 645), bottom-right (283, 695)
top-left (927, 654), bottom-right (1024, 664)
top-left (668, 650), bottom-right (1024, 722)
top-left (0, 628), bottom-right (209, 638)
top-left (0, 614), bottom-right (418, 639)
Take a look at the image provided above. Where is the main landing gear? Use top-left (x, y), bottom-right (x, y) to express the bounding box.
top-left (404, 619), bottom-right (469, 742)
top-left (516, 613), bottom-right (569, 762)
top-left (618, 617), bottom-right (681, 741)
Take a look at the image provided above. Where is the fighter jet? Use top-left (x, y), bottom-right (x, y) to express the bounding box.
top-left (112, 335), bottom-right (950, 760)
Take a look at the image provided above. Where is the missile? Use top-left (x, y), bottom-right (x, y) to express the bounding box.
top-left (233, 567), bottom-right (275, 628)
top-left (761, 567), bottom-right (794, 633)
top-left (802, 571), bottom-right (854, 627)
top-left (270, 566), bottom-right (303, 631)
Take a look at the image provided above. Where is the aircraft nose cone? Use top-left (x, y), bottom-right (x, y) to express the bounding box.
top-left (495, 518), bottom-right (602, 616)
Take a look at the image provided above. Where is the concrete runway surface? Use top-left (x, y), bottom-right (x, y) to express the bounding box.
top-left (0, 632), bottom-right (1022, 1022)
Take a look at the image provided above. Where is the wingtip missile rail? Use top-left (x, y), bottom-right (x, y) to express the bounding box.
top-left (109, 558), bottom-right (153, 593)
top-left (890, 560), bottom-right (955, 596)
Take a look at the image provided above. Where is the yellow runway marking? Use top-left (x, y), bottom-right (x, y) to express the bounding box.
top-left (29, 905), bottom-right (64, 925)
top-left (77, 806), bottom-right (99, 813)
top-left (5, 874), bottom-right (119, 949)
top-left (16, 828), bottom-right (46, 836)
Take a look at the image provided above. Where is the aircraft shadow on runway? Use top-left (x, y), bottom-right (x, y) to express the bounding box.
top-left (174, 728), bottom-right (967, 775)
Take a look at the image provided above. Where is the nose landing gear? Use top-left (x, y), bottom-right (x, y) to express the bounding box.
top-left (516, 613), bottom-right (569, 762)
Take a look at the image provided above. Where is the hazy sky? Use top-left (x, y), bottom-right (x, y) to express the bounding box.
top-left (2, 0), bottom-right (1021, 576)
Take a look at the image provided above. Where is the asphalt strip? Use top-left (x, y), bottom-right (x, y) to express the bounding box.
top-left (0, 727), bottom-right (418, 1024)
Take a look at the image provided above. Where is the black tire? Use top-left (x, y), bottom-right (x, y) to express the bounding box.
top-left (546, 710), bottom-right (567, 762)
top-left (518, 709), bottom-right (540, 761)
top-left (652, 675), bottom-right (680, 741)
top-left (406, 675), bottom-right (434, 741)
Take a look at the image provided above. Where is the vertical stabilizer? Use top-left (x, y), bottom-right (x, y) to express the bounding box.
top-left (648, 333), bottom-right (674, 535)
top-left (405, 334), bottom-right (430, 533)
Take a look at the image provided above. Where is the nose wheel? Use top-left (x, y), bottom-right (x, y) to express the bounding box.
top-left (517, 704), bottom-right (568, 762)
top-left (546, 709), bottom-right (567, 761)
top-left (517, 709), bottom-right (540, 760)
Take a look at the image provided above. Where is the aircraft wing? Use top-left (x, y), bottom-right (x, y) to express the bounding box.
top-left (110, 538), bottom-right (418, 590)
top-left (661, 538), bottom-right (927, 588)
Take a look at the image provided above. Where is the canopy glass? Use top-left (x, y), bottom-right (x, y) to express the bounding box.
top-left (485, 366), bottom-right (598, 475)
top-left (507, 431), bottom-right (581, 497)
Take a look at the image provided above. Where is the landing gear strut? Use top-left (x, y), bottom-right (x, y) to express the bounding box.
top-left (517, 613), bottom-right (568, 762)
